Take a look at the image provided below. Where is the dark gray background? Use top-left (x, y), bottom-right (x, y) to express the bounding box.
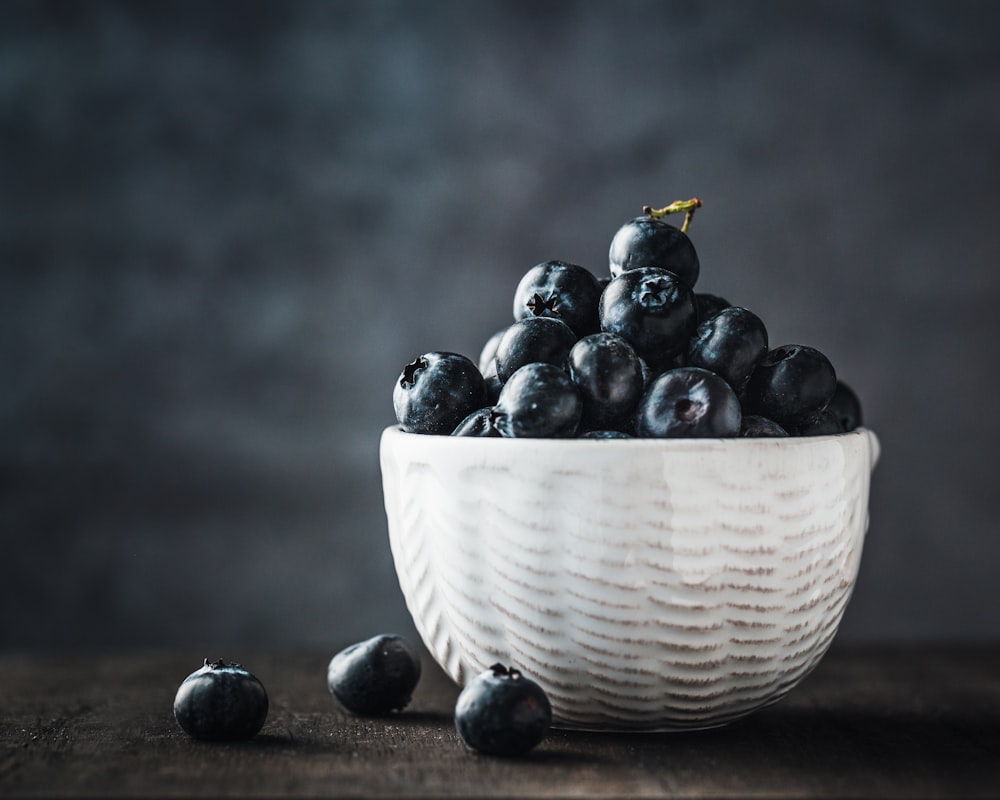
top-left (3, 1), bottom-right (999, 652)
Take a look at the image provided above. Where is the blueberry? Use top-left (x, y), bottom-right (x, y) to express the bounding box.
top-left (635, 366), bottom-right (742, 438)
top-left (743, 344), bottom-right (838, 429)
top-left (393, 352), bottom-right (488, 435)
top-left (454, 663), bottom-right (552, 757)
top-left (494, 317), bottom-right (578, 384)
top-left (173, 659), bottom-right (269, 741)
top-left (791, 407), bottom-right (846, 436)
top-left (695, 292), bottom-right (731, 322)
top-left (687, 306), bottom-right (768, 394)
top-left (608, 215), bottom-right (700, 288)
top-left (828, 380), bottom-right (863, 432)
top-left (493, 363), bottom-right (582, 438)
top-left (477, 328), bottom-right (506, 374)
top-left (482, 358), bottom-right (502, 405)
top-left (513, 261), bottom-right (603, 338)
top-left (327, 634), bottom-right (422, 716)
top-left (599, 267), bottom-right (698, 374)
top-left (568, 332), bottom-right (644, 432)
top-left (739, 415), bottom-right (789, 437)
top-left (452, 407), bottom-right (500, 437)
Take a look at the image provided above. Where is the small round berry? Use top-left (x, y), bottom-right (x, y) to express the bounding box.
top-left (791, 408), bottom-right (846, 437)
top-left (599, 267), bottom-right (698, 374)
top-left (635, 366), bottom-right (742, 438)
top-left (739, 415), bottom-right (789, 438)
top-left (327, 634), bottom-right (422, 716)
top-left (827, 380), bottom-right (863, 432)
top-left (494, 317), bottom-right (577, 383)
top-left (173, 659), bottom-right (269, 741)
top-left (452, 407), bottom-right (500, 437)
top-left (454, 664), bottom-right (552, 757)
top-left (743, 344), bottom-right (838, 429)
top-left (477, 328), bottom-right (507, 374)
top-left (393, 352), bottom-right (487, 435)
top-left (695, 292), bottom-right (731, 322)
top-left (513, 261), bottom-right (603, 338)
top-left (493, 363), bottom-right (582, 439)
top-left (568, 332), bottom-right (644, 431)
top-left (687, 306), bottom-right (768, 394)
top-left (608, 215), bottom-right (700, 288)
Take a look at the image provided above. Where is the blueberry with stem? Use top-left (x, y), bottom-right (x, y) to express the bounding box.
top-left (455, 663), bottom-right (552, 757)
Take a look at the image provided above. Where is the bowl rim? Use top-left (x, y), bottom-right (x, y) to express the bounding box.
top-left (382, 423), bottom-right (877, 449)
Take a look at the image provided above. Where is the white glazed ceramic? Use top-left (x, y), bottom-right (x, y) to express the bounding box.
top-left (380, 425), bottom-right (880, 732)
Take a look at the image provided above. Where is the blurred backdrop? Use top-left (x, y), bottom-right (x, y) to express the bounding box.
top-left (2, 0), bottom-right (999, 651)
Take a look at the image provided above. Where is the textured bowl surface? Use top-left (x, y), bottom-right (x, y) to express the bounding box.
top-left (380, 425), bottom-right (879, 731)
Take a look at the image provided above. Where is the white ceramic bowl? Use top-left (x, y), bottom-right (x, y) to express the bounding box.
top-left (380, 425), bottom-right (880, 732)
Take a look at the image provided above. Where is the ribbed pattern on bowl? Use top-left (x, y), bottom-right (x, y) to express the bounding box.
top-left (381, 426), bottom-right (879, 732)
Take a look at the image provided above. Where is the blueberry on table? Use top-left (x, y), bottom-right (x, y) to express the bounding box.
top-left (493, 362), bottom-right (583, 438)
top-left (743, 344), bottom-right (838, 429)
top-left (567, 332), bottom-right (644, 432)
top-left (635, 366), bottom-right (742, 438)
top-left (599, 267), bottom-right (698, 374)
top-left (687, 306), bottom-right (768, 394)
top-left (327, 634), bottom-right (422, 716)
top-left (608, 215), bottom-right (700, 288)
top-left (513, 260), bottom-right (603, 338)
top-left (173, 659), bottom-right (268, 741)
top-left (494, 316), bottom-right (578, 383)
top-left (455, 664), bottom-right (552, 757)
top-left (393, 352), bottom-right (487, 435)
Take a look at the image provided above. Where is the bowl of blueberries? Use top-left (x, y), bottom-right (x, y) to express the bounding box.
top-left (381, 200), bottom-right (880, 732)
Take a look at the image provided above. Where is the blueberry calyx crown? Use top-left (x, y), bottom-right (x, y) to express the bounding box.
top-left (400, 357), bottom-right (427, 389)
top-left (526, 293), bottom-right (557, 316)
top-left (489, 662), bottom-right (522, 680)
top-left (203, 657), bottom-right (240, 670)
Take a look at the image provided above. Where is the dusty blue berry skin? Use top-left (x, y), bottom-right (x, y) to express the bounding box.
top-left (827, 380), bottom-right (863, 432)
top-left (608, 216), bottom-right (700, 288)
top-left (635, 366), bottom-right (742, 438)
top-left (494, 317), bottom-right (578, 383)
top-left (687, 306), bottom-right (768, 394)
top-left (452, 407), bottom-right (500, 437)
top-left (599, 267), bottom-right (698, 374)
top-left (493, 363), bottom-right (582, 439)
top-left (173, 659), bottom-right (268, 741)
top-left (327, 634), bottom-right (422, 716)
top-left (740, 415), bottom-right (789, 438)
top-left (568, 332), bottom-right (644, 432)
top-left (393, 352), bottom-right (488, 435)
top-left (455, 664), bottom-right (552, 757)
top-left (513, 261), bottom-right (603, 338)
top-left (744, 344), bottom-right (837, 429)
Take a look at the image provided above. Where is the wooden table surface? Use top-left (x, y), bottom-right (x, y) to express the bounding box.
top-left (1, 643), bottom-right (998, 799)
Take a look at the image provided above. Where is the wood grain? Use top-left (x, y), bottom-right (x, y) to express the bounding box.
top-left (1, 644), bottom-right (998, 798)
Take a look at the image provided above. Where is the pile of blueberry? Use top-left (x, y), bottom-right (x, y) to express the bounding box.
top-left (393, 199), bottom-right (863, 439)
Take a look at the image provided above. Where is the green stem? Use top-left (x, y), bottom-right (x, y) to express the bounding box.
top-left (643, 197), bottom-right (703, 234)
